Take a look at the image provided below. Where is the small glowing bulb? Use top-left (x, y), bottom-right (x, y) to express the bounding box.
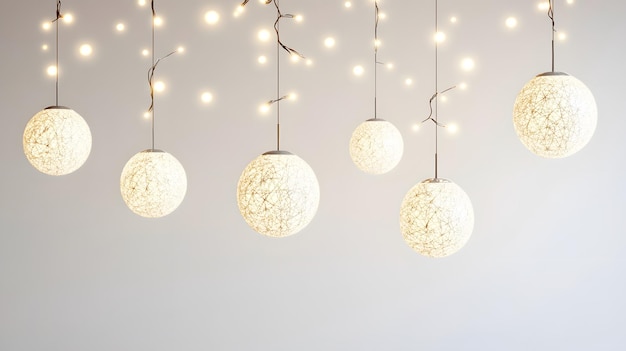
top-left (79, 44), bottom-right (93, 56)
top-left (259, 103), bottom-right (270, 114)
top-left (374, 39), bottom-right (381, 48)
top-left (412, 124), bottom-right (420, 132)
top-left (459, 82), bottom-right (468, 90)
top-left (344, 2), bottom-right (352, 8)
top-left (566, 0), bottom-right (574, 4)
top-left (379, 12), bottom-right (387, 20)
top-left (63, 13), bottom-right (74, 24)
top-left (177, 46), bottom-right (185, 53)
top-left (116, 23), bottom-right (125, 31)
top-left (434, 31), bottom-right (446, 43)
top-left (290, 55), bottom-right (301, 63)
top-left (405, 78), bottom-right (413, 86)
top-left (353, 65), bottom-right (364, 76)
top-left (295, 14), bottom-right (303, 22)
top-left (461, 57), bottom-right (475, 71)
top-left (205, 10), bottom-right (220, 25)
top-left (440, 95), bottom-right (448, 103)
top-left (324, 37), bottom-right (336, 48)
top-left (386, 63), bottom-right (394, 70)
top-left (288, 92), bottom-right (298, 101)
top-left (42, 22), bottom-right (52, 31)
top-left (258, 0), bottom-right (265, 3)
top-left (42, 44), bottom-right (49, 51)
top-left (138, 0), bottom-right (147, 6)
top-left (306, 59), bottom-right (313, 66)
top-left (450, 16), bottom-right (458, 23)
top-left (47, 65), bottom-right (57, 76)
top-left (154, 16), bottom-right (163, 27)
top-left (154, 81), bottom-right (166, 92)
top-left (142, 49), bottom-right (150, 56)
top-left (258, 55), bottom-right (267, 64)
top-left (258, 29), bottom-right (271, 42)
top-left (234, 5), bottom-right (245, 17)
top-left (143, 111), bottom-right (151, 119)
top-left (538, 2), bottom-right (550, 10)
top-left (505, 17), bottom-right (518, 28)
top-left (558, 32), bottom-right (567, 40)
top-left (447, 123), bottom-right (459, 134)
top-left (201, 92), bottom-right (213, 103)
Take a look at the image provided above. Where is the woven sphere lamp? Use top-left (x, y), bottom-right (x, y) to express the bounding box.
top-left (120, 149), bottom-right (187, 218)
top-left (400, 178), bottom-right (474, 258)
top-left (23, 106), bottom-right (92, 176)
top-left (237, 150), bottom-right (320, 238)
top-left (350, 118), bottom-right (404, 174)
top-left (513, 72), bottom-right (597, 158)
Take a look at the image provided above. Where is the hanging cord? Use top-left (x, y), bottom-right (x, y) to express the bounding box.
top-left (420, 0), bottom-right (456, 179)
top-left (548, 0), bottom-right (556, 72)
top-left (51, 0), bottom-right (63, 106)
top-left (240, 0), bottom-right (304, 151)
top-left (374, 1), bottom-right (380, 119)
top-left (147, 0), bottom-right (177, 150)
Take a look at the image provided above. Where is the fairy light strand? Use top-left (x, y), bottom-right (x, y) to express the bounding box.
top-left (147, 0), bottom-right (177, 150)
top-left (240, 0), bottom-right (304, 150)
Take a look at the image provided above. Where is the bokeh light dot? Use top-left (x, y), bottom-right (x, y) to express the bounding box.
top-left (79, 44), bottom-right (93, 56)
top-left (353, 65), bottom-right (364, 76)
top-left (201, 92), bottom-right (213, 103)
top-left (324, 37), bottom-right (336, 48)
top-left (205, 10), bottom-right (219, 25)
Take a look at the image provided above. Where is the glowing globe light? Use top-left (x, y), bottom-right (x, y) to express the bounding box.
top-left (400, 178), bottom-right (474, 258)
top-left (513, 72), bottom-right (597, 158)
top-left (237, 151), bottom-right (320, 237)
top-left (23, 106), bottom-right (92, 176)
top-left (349, 118), bottom-right (404, 174)
top-left (120, 149), bottom-right (187, 218)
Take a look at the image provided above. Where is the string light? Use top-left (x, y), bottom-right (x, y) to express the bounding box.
top-left (461, 57), bottom-right (475, 71)
top-left (352, 65), bottom-right (364, 76)
top-left (120, 0), bottom-right (187, 218)
top-left (258, 55), bottom-right (267, 64)
top-left (116, 23), bottom-right (125, 31)
top-left (505, 17), bottom-right (518, 28)
top-left (237, 0), bottom-right (320, 238)
top-left (24, 1), bottom-right (91, 176)
top-left (205, 10), bottom-right (219, 25)
top-left (79, 44), bottom-right (92, 56)
top-left (324, 37), bottom-right (336, 48)
top-left (400, 0), bottom-right (474, 258)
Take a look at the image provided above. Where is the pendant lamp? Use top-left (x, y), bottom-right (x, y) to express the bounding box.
top-left (23, 1), bottom-right (91, 176)
top-left (236, 0), bottom-right (320, 237)
top-left (513, 0), bottom-right (597, 158)
top-left (120, 0), bottom-right (187, 218)
top-left (399, 0), bottom-right (474, 258)
top-left (349, 1), bottom-right (403, 175)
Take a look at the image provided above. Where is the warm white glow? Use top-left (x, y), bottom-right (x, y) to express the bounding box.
top-left (374, 39), bottom-right (381, 48)
top-left (290, 55), bottom-right (300, 63)
top-left (434, 31), bottom-right (446, 43)
top-left (447, 122), bottom-right (459, 134)
top-left (461, 57), bottom-right (475, 71)
top-left (258, 29), bottom-right (271, 42)
top-left (405, 78), bottom-right (413, 86)
top-left (538, 2), bottom-right (550, 10)
top-left (352, 65), bottom-right (364, 76)
top-left (258, 55), bottom-right (267, 64)
top-left (386, 62), bottom-right (394, 70)
top-left (154, 16), bottom-right (163, 27)
top-left (138, 0), bottom-right (147, 6)
top-left (558, 32), bottom-right (567, 41)
top-left (143, 112), bottom-right (151, 119)
top-left (42, 22), bottom-right (52, 31)
top-left (567, 0), bottom-right (574, 4)
top-left (116, 23), bottom-right (125, 32)
top-left (400, 178), bottom-right (474, 258)
top-left (120, 150), bottom-right (187, 218)
top-left (513, 72), bottom-right (597, 158)
top-left (259, 103), bottom-right (270, 114)
top-left (379, 12), bottom-right (387, 20)
top-left (177, 46), bottom-right (185, 53)
top-left (450, 16), bottom-right (458, 23)
top-left (79, 44), bottom-right (93, 56)
top-left (154, 81), bottom-right (166, 92)
top-left (324, 37), bottom-right (336, 48)
top-left (440, 95), bottom-right (448, 103)
top-left (237, 151), bottom-right (320, 237)
top-left (142, 49), bottom-right (150, 56)
top-left (205, 10), bottom-right (220, 25)
top-left (201, 92), bottom-right (213, 103)
top-left (47, 65), bottom-right (57, 76)
top-left (459, 82), bottom-right (468, 90)
top-left (505, 17), bottom-right (518, 28)
top-left (411, 123), bottom-right (420, 132)
top-left (234, 5), bottom-right (245, 17)
top-left (295, 14), bottom-right (303, 22)
top-left (23, 106), bottom-right (92, 176)
top-left (306, 59), bottom-right (313, 66)
top-left (350, 119), bottom-right (404, 175)
top-left (42, 44), bottom-right (49, 51)
top-left (288, 92), bottom-right (298, 100)
top-left (344, 2), bottom-right (352, 8)
top-left (63, 14), bottom-right (74, 24)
